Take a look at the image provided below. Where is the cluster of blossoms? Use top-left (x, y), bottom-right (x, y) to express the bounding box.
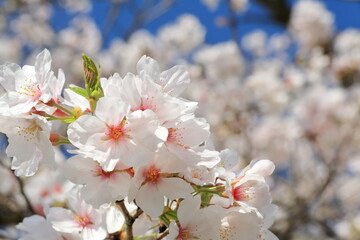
top-left (1, 0), bottom-right (360, 239)
top-left (0, 50), bottom-right (277, 240)
top-left (186, 1), bottom-right (360, 239)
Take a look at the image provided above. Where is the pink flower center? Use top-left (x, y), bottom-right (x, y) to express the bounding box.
top-left (40, 189), bottom-right (50, 198)
top-left (176, 227), bottom-right (192, 240)
top-left (95, 166), bottom-right (115, 180)
top-left (32, 88), bottom-right (42, 101)
top-left (104, 119), bottom-right (129, 142)
top-left (124, 167), bottom-right (135, 177)
top-left (167, 128), bottom-right (190, 149)
top-left (18, 82), bottom-right (42, 101)
top-left (75, 215), bottom-right (92, 228)
top-left (132, 97), bottom-right (157, 112)
top-left (143, 166), bottom-right (161, 184)
top-left (231, 186), bottom-right (252, 202)
top-left (53, 184), bottom-right (63, 193)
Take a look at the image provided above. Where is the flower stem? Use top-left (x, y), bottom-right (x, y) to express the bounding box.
top-left (45, 114), bottom-right (75, 122)
top-left (134, 234), bottom-right (157, 239)
top-left (50, 100), bottom-right (77, 117)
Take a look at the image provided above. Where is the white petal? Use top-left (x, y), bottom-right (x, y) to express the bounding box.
top-left (63, 87), bottom-right (89, 111)
top-left (158, 178), bottom-right (193, 200)
top-left (137, 56), bottom-right (160, 81)
top-left (11, 150), bottom-right (40, 177)
top-left (118, 73), bottom-right (142, 109)
top-left (67, 115), bottom-right (106, 149)
top-left (177, 117), bottom-right (210, 147)
top-left (105, 205), bottom-right (124, 234)
top-left (127, 109), bottom-right (167, 150)
top-left (177, 196), bottom-right (201, 227)
top-left (64, 156), bottom-right (98, 184)
top-left (81, 226), bottom-right (107, 240)
top-left (95, 97), bottom-right (130, 125)
top-left (17, 215), bottom-right (43, 230)
top-left (132, 214), bottom-right (154, 237)
top-left (136, 185), bottom-right (164, 218)
top-left (37, 131), bottom-right (55, 169)
top-left (159, 65), bottom-right (190, 96)
top-left (219, 149), bottom-right (240, 171)
top-left (167, 221), bottom-right (180, 240)
top-left (225, 211), bottom-right (261, 240)
top-left (35, 49), bottom-right (52, 75)
top-left (0, 63), bottom-right (20, 91)
top-left (261, 204), bottom-right (278, 228)
top-left (47, 207), bottom-right (80, 233)
top-left (17, 215), bottom-right (60, 240)
top-left (246, 160), bottom-right (275, 178)
top-left (35, 49), bottom-right (52, 87)
top-left (81, 181), bottom-right (114, 207)
top-left (118, 140), bottom-right (154, 167)
top-left (49, 68), bottom-right (65, 100)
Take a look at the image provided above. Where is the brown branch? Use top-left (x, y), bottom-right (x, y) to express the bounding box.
top-left (225, 0), bottom-right (241, 49)
top-left (14, 174), bottom-right (35, 215)
top-left (253, 0), bottom-right (291, 26)
top-left (1, 159), bottom-right (37, 217)
top-left (156, 229), bottom-right (169, 240)
top-left (133, 207), bottom-right (143, 219)
top-left (117, 200), bottom-right (134, 240)
top-left (116, 200), bottom-right (145, 240)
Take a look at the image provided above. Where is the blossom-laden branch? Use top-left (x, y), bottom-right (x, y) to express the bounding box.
top-left (0, 51), bottom-right (278, 240)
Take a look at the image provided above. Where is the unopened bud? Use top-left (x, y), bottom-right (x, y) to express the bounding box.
top-left (50, 133), bottom-right (61, 146)
top-left (50, 133), bottom-right (71, 146)
top-left (82, 54), bottom-right (104, 112)
top-left (82, 54), bottom-right (99, 90)
top-left (30, 108), bottom-right (46, 116)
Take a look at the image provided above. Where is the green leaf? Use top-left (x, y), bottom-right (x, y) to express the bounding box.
top-left (200, 192), bottom-right (213, 208)
top-left (90, 89), bottom-right (102, 100)
top-left (62, 118), bottom-right (76, 123)
top-left (68, 86), bottom-right (89, 98)
top-left (163, 209), bottom-right (178, 221)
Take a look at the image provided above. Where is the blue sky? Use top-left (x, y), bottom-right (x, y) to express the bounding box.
top-left (51, 0), bottom-right (360, 47)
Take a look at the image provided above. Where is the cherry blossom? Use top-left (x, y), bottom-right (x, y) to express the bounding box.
top-left (0, 49), bottom-right (64, 116)
top-left (0, 114), bottom-right (54, 176)
top-left (17, 215), bottom-right (62, 240)
top-left (131, 149), bottom-right (193, 218)
top-left (167, 196), bottom-right (222, 240)
top-left (64, 155), bottom-right (132, 207)
top-left (47, 190), bottom-right (107, 240)
top-left (67, 96), bottom-right (168, 170)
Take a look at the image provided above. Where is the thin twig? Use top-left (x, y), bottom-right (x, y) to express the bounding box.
top-left (133, 207), bottom-right (143, 219)
top-left (226, 0), bottom-right (241, 49)
top-left (123, 0), bottom-right (179, 40)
